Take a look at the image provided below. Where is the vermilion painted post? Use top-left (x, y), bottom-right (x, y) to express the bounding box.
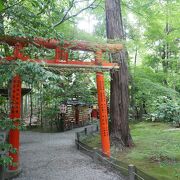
top-left (96, 51), bottom-right (110, 157)
top-left (55, 47), bottom-right (61, 63)
top-left (61, 49), bottom-right (69, 62)
top-left (9, 75), bottom-right (21, 170)
top-left (65, 51), bottom-right (69, 62)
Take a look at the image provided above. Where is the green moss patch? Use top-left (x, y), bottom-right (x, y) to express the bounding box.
top-left (82, 122), bottom-right (180, 180)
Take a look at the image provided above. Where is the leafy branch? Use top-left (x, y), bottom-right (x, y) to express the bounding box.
top-left (0, 0), bottom-right (25, 13)
top-left (53, 0), bottom-right (101, 28)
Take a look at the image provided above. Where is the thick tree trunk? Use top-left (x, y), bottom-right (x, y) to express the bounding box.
top-left (105, 0), bottom-right (133, 147)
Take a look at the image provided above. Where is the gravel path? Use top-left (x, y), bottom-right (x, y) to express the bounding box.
top-left (15, 128), bottom-right (124, 180)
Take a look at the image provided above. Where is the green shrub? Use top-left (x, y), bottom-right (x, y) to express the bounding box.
top-left (151, 96), bottom-right (180, 124)
top-left (130, 66), bottom-right (179, 120)
top-left (0, 117), bottom-right (25, 167)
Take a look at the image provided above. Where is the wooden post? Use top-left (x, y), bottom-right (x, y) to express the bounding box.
top-left (96, 125), bottom-right (99, 132)
top-left (96, 51), bottom-right (110, 157)
top-left (128, 164), bottom-right (136, 180)
top-left (84, 128), bottom-right (87, 135)
top-left (55, 47), bottom-right (61, 63)
top-left (9, 75), bottom-right (21, 171)
top-left (76, 132), bottom-right (80, 150)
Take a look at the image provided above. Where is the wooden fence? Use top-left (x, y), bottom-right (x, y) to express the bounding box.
top-left (75, 125), bottom-right (157, 180)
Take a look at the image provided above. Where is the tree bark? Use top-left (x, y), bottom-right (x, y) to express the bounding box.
top-left (105, 0), bottom-right (133, 148)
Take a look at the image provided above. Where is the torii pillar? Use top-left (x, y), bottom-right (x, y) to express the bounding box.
top-left (8, 43), bottom-right (22, 172)
top-left (96, 51), bottom-right (110, 157)
top-left (9, 75), bottom-right (21, 171)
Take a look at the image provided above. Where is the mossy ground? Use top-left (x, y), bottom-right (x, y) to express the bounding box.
top-left (82, 122), bottom-right (180, 180)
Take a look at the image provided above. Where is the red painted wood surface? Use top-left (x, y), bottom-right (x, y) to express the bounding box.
top-left (0, 36), bottom-right (114, 168)
top-left (0, 35), bottom-right (123, 52)
top-left (0, 36), bottom-right (120, 69)
top-left (9, 75), bottom-right (21, 170)
top-left (91, 109), bottom-right (98, 118)
top-left (96, 72), bottom-right (110, 157)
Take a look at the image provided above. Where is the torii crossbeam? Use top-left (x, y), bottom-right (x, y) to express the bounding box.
top-left (0, 36), bottom-right (123, 174)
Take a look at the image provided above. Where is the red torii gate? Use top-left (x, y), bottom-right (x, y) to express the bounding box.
top-left (0, 36), bottom-right (123, 173)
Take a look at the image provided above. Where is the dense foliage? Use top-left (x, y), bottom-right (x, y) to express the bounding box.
top-left (125, 0), bottom-right (180, 122)
top-left (85, 0), bottom-right (180, 123)
top-left (151, 96), bottom-right (180, 124)
top-left (0, 1), bottom-right (179, 178)
top-left (0, 1), bottom-right (179, 126)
